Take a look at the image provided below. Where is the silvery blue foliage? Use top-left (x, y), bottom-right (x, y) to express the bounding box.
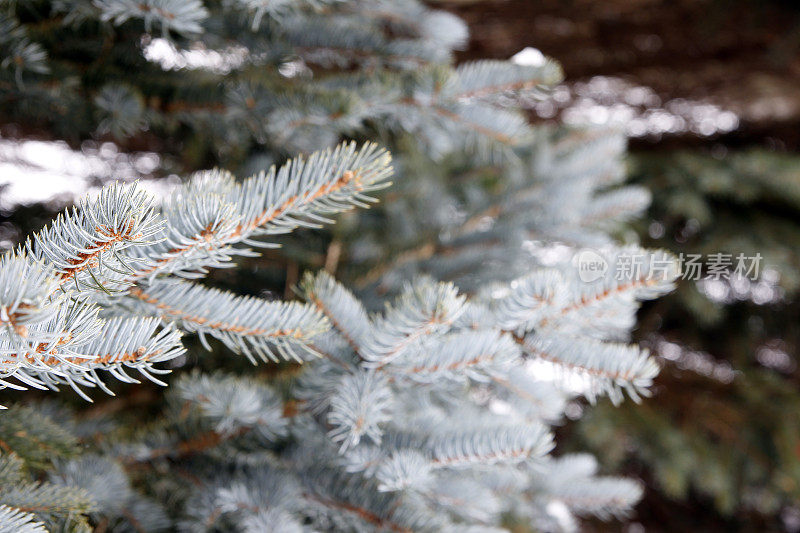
top-left (11, 0), bottom-right (558, 159)
top-left (0, 506), bottom-right (46, 533)
top-left (94, 0), bottom-right (209, 35)
top-left (94, 84), bottom-right (146, 139)
top-left (50, 455), bottom-right (171, 530)
top-left (0, 141), bottom-right (392, 401)
top-left (0, 12), bottom-right (49, 86)
top-left (127, 278), bottom-right (328, 362)
top-left (0, 1), bottom-right (680, 529)
top-left (0, 149), bottom-right (677, 527)
top-left (327, 370), bottom-right (394, 451)
top-left (116, 243), bottom-right (672, 528)
top-left (351, 127), bottom-right (658, 300)
top-left (0, 453), bottom-right (94, 529)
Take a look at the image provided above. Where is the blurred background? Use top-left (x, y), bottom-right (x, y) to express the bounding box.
top-left (2, 0), bottom-right (799, 530)
top-left (437, 1), bottom-right (800, 531)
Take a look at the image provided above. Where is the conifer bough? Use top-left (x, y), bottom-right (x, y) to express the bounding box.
top-left (0, 140), bottom-right (678, 530)
top-left (0, 141), bottom-right (392, 398)
top-left (0, 0), bottom-right (679, 529)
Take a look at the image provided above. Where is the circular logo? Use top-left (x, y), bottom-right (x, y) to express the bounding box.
top-left (575, 249), bottom-right (608, 283)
